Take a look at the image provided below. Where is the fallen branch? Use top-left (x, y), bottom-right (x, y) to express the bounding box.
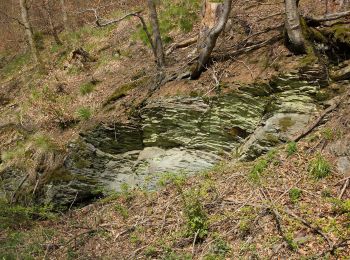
top-left (338, 178), bottom-right (350, 199)
top-left (215, 34), bottom-right (283, 61)
top-left (284, 208), bottom-right (332, 247)
top-left (318, 238), bottom-right (350, 257)
top-left (306, 10), bottom-right (350, 23)
top-left (291, 91), bottom-right (350, 142)
top-left (11, 174), bottom-right (29, 203)
top-left (166, 36), bottom-right (197, 55)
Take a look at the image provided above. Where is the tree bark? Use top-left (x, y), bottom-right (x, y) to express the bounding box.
top-left (60, 0), bottom-right (69, 31)
top-left (45, 0), bottom-right (62, 45)
top-left (191, 0), bottom-right (232, 79)
top-left (284, 0), bottom-right (306, 54)
top-left (19, 0), bottom-right (39, 63)
top-left (147, 0), bottom-right (165, 68)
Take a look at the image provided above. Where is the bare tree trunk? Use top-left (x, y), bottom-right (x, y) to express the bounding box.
top-left (60, 0), bottom-right (69, 31)
top-left (191, 0), bottom-right (232, 79)
top-left (147, 0), bottom-right (165, 68)
top-left (45, 0), bottom-right (62, 45)
top-left (284, 0), bottom-right (306, 54)
top-left (19, 0), bottom-right (39, 63)
top-left (340, 0), bottom-right (350, 10)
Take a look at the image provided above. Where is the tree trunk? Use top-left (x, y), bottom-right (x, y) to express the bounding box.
top-left (45, 0), bottom-right (62, 45)
top-left (19, 0), bottom-right (39, 63)
top-left (147, 0), bottom-right (165, 68)
top-left (60, 0), bottom-right (69, 31)
top-left (284, 0), bottom-right (306, 54)
top-left (191, 0), bottom-right (232, 79)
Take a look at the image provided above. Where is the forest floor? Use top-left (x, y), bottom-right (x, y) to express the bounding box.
top-left (1, 0), bottom-right (350, 259)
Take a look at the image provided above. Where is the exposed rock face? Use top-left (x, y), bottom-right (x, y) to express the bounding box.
top-left (328, 134), bottom-right (350, 176)
top-left (239, 75), bottom-right (320, 160)
top-left (44, 74), bottom-right (324, 207)
top-left (330, 60), bottom-right (350, 81)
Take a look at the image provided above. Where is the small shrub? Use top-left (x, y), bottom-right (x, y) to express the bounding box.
top-left (237, 206), bottom-right (256, 237)
top-left (182, 189), bottom-right (208, 240)
top-left (248, 159), bottom-right (268, 184)
top-left (308, 154), bottom-right (331, 180)
top-left (0, 199), bottom-right (55, 230)
top-left (144, 246), bottom-right (158, 258)
top-left (76, 107), bottom-right (92, 121)
top-left (289, 188), bottom-right (302, 203)
top-left (79, 82), bottom-right (95, 95)
top-left (204, 238), bottom-right (231, 259)
top-left (157, 172), bottom-right (186, 187)
top-left (331, 198), bottom-right (350, 215)
top-left (286, 142), bottom-right (297, 156)
top-left (114, 204), bottom-right (129, 220)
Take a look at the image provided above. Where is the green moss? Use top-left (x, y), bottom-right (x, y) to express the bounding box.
top-left (0, 52), bottom-right (31, 79)
top-left (279, 117), bottom-right (295, 132)
top-left (332, 25), bottom-right (350, 44)
top-left (264, 133), bottom-right (280, 144)
top-left (104, 76), bottom-right (151, 106)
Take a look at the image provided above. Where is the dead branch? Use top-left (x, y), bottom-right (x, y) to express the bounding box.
top-left (306, 10), bottom-right (350, 23)
top-left (71, 47), bottom-right (97, 62)
top-left (215, 34), bottom-right (283, 61)
top-left (284, 208), bottom-right (332, 247)
top-left (11, 174), bottom-right (29, 203)
top-left (291, 91), bottom-right (350, 142)
top-left (257, 12), bottom-right (284, 22)
top-left (166, 36), bottom-right (198, 55)
top-left (318, 238), bottom-right (350, 257)
top-left (338, 178), bottom-right (349, 199)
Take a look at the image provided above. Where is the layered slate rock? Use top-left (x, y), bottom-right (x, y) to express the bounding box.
top-left (45, 74), bottom-right (324, 207)
top-left (239, 75), bottom-right (320, 160)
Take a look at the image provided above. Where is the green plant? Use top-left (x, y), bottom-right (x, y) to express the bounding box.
top-left (114, 204), bottom-right (129, 220)
top-left (248, 159), bottom-right (268, 184)
top-left (289, 188), bottom-right (302, 203)
top-left (285, 232), bottom-right (298, 251)
top-left (237, 206), bottom-right (256, 237)
top-left (308, 154), bottom-right (331, 180)
top-left (79, 82), bottom-right (95, 95)
top-left (76, 107), bottom-right (92, 121)
top-left (144, 246), bottom-right (158, 258)
top-left (0, 199), bottom-right (55, 230)
top-left (0, 52), bottom-right (30, 79)
top-left (331, 198), bottom-right (350, 215)
top-left (157, 172), bottom-right (187, 187)
top-left (286, 142), bottom-right (297, 156)
top-left (204, 238), bottom-right (231, 259)
top-left (182, 189), bottom-right (208, 240)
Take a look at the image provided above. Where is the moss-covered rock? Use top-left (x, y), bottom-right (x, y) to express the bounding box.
top-left (103, 76), bottom-right (151, 106)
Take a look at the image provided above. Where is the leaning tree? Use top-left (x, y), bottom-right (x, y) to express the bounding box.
top-left (191, 0), bottom-right (233, 79)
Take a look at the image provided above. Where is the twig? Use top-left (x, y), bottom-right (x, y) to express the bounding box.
top-left (284, 208), bottom-right (332, 247)
top-left (68, 191), bottom-right (78, 211)
top-left (215, 34), bottom-right (283, 61)
top-left (318, 238), bottom-right (350, 257)
top-left (192, 229), bottom-right (200, 257)
top-left (338, 178), bottom-right (350, 199)
top-left (166, 36), bottom-right (197, 55)
top-left (11, 173), bottom-right (29, 203)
